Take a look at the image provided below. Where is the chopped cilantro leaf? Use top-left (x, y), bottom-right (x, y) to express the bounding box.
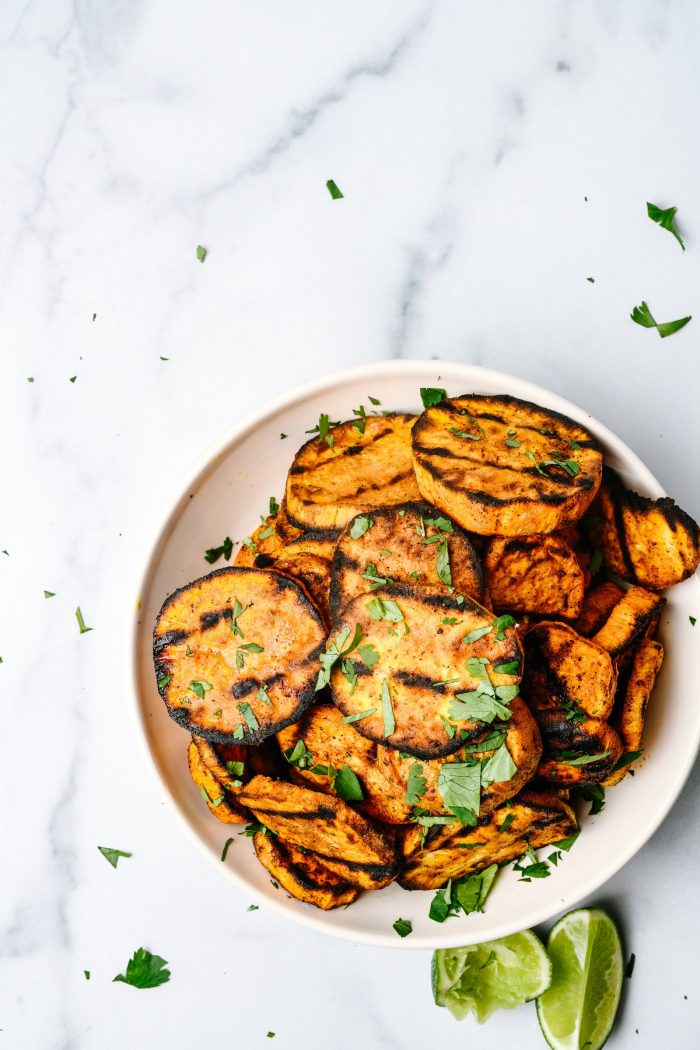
top-left (552, 831), bottom-right (581, 852)
top-left (626, 952), bottom-right (636, 979)
top-left (492, 614), bottom-right (515, 641)
top-left (436, 538), bottom-right (452, 588)
top-left (306, 412), bottom-right (340, 449)
top-left (196, 244), bottom-right (207, 263)
top-left (463, 624), bottom-right (493, 644)
top-left (631, 300), bottom-right (691, 338)
top-left (450, 692), bottom-right (512, 724)
top-left (75, 607), bottom-right (93, 634)
top-left (609, 750), bottom-right (643, 773)
top-left (406, 763), bottom-right (428, 805)
top-left (647, 201), bottom-right (685, 250)
top-left (420, 387), bottom-right (447, 408)
top-left (689, 616), bottom-right (696, 627)
top-left (358, 643), bottom-right (379, 668)
top-left (98, 846), bottom-right (132, 869)
top-left (350, 514), bottom-right (373, 539)
top-left (366, 596), bottom-right (403, 622)
top-left (333, 764), bottom-right (364, 801)
top-left (392, 918), bottom-right (412, 938)
top-left (437, 761), bottom-right (480, 825)
top-left (498, 812), bottom-right (516, 834)
top-left (189, 680), bottom-right (212, 699)
top-left (480, 742), bottom-right (516, 785)
top-left (221, 837), bottom-right (235, 862)
top-left (44, 590), bottom-right (55, 598)
top-left (200, 784), bottom-right (224, 806)
top-left (342, 707), bottom-right (377, 723)
top-left (316, 624), bottom-right (363, 690)
top-left (204, 536), bottom-right (234, 564)
top-left (238, 702), bottom-right (259, 732)
top-left (381, 679), bottom-right (395, 737)
top-left (326, 179), bottom-right (343, 200)
top-left (368, 395), bottom-right (381, 405)
top-left (557, 750), bottom-right (610, 766)
top-left (113, 947), bottom-right (170, 989)
top-left (285, 739), bottom-right (314, 768)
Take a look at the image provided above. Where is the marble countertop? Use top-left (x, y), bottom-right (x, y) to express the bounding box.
top-left (3, 2), bottom-right (700, 1047)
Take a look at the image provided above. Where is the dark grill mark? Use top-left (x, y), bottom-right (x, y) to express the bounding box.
top-left (254, 554), bottom-right (276, 568)
top-left (248, 805), bottom-right (337, 821)
top-left (344, 445), bottom-right (363, 456)
top-left (153, 629), bottom-right (188, 652)
top-left (232, 678), bottom-right (258, 699)
top-left (200, 607), bottom-right (233, 629)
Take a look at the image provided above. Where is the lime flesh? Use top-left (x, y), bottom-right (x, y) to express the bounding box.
top-left (432, 930), bottom-right (551, 1023)
top-left (537, 908), bottom-right (624, 1050)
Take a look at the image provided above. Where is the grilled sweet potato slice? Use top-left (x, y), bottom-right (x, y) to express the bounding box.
top-left (192, 736), bottom-right (285, 786)
top-left (274, 497), bottom-right (304, 543)
top-left (536, 710), bottom-right (623, 785)
top-left (522, 621), bottom-right (617, 720)
top-left (592, 585), bottom-right (664, 659)
top-left (266, 553), bottom-right (332, 627)
top-left (587, 467), bottom-right (700, 589)
top-left (153, 567), bottom-right (325, 744)
top-left (602, 639), bottom-right (664, 787)
top-left (330, 502), bottom-right (482, 623)
top-left (277, 703), bottom-right (411, 824)
top-left (398, 789), bottom-right (577, 890)
top-left (284, 414), bottom-right (420, 533)
top-left (237, 776), bottom-right (398, 890)
top-left (187, 742), bottom-right (248, 824)
top-left (412, 394), bottom-right (603, 536)
top-left (484, 532), bottom-right (586, 619)
top-left (574, 582), bottom-right (625, 637)
top-left (330, 584), bottom-right (523, 759)
top-left (252, 832), bottom-right (359, 910)
top-left (234, 516), bottom-right (285, 567)
top-left (377, 697), bottom-right (541, 818)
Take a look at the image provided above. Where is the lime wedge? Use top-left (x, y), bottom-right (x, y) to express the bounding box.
top-left (537, 908), bottom-right (623, 1050)
top-left (431, 930), bottom-right (551, 1023)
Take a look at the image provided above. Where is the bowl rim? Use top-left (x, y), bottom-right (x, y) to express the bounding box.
top-left (128, 359), bottom-right (699, 948)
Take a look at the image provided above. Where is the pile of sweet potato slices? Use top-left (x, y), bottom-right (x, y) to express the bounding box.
top-left (153, 393), bottom-right (699, 911)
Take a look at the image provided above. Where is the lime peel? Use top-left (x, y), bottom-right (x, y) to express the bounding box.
top-left (537, 908), bottom-right (623, 1050)
top-left (432, 929), bottom-right (551, 1023)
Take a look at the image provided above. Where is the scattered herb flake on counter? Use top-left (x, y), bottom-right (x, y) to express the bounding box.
top-left (113, 948), bottom-right (171, 989)
top-left (350, 514), bottom-right (373, 539)
top-left (420, 387), bottom-right (447, 408)
top-left (221, 837), bottom-right (235, 862)
top-left (280, 433), bottom-right (287, 439)
top-left (586, 277), bottom-right (595, 283)
top-left (647, 201), bottom-right (685, 250)
top-left (204, 536), bottom-right (233, 564)
top-left (69, 376), bottom-right (77, 383)
top-left (98, 846), bottom-right (132, 869)
top-left (247, 904), bottom-right (259, 911)
top-left (92, 313), bottom-right (97, 321)
top-left (44, 590), bottom-right (55, 598)
top-left (196, 244), bottom-right (207, 262)
top-left (631, 300), bottom-right (691, 338)
top-left (690, 616), bottom-right (696, 626)
top-left (326, 179), bottom-right (343, 199)
top-left (626, 952), bottom-right (636, 978)
top-left (160, 356), bottom-right (169, 361)
top-left (27, 376), bottom-right (34, 382)
top-left (75, 607), bottom-right (93, 634)
top-left (393, 918), bottom-right (412, 938)
top-left (368, 395), bottom-right (381, 405)
top-left (84, 970), bottom-right (90, 980)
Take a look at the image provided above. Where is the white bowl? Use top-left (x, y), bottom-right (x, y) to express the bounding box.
top-left (130, 360), bottom-right (700, 949)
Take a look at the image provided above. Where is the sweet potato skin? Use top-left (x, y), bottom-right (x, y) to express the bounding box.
top-left (592, 586), bottom-right (664, 659)
top-left (285, 414), bottom-right (420, 533)
top-left (398, 789), bottom-right (577, 890)
top-left (153, 567), bottom-right (325, 744)
top-left (522, 620), bottom-right (617, 720)
top-left (412, 394), bottom-right (603, 536)
top-left (484, 532), bottom-right (586, 619)
top-left (587, 467), bottom-right (700, 589)
top-left (187, 742), bottom-right (248, 824)
top-left (253, 832), bottom-right (359, 910)
top-left (237, 776), bottom-right (398, 890)
top-left (330, 583), bottom-right (523, 759)
top-left (535, 710), bottom-right (623, 786)
top-left (277, 703), bottom-right (412, 825)
top-left (330, 502), bottom-right (482, 623)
